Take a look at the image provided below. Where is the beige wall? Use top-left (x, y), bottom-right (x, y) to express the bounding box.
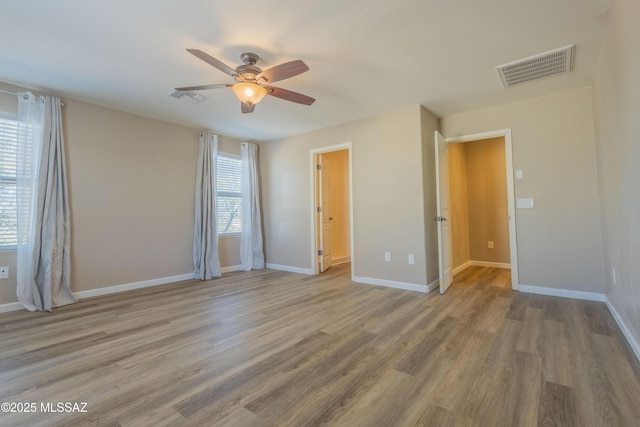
top-left (0, 82), bottom-right (243, 306)
top-left (322, 149), bottom-right (350, 261)
top-left (591, 0), bottom-right (640, 349)
top-left (465, 137), bottom-right (509, 264)
top-left (63, 98), bottom-right (197, 292)
top-left (442, 88), bottom-right (604, 292)
top-left (448, 143), bottom-right (470, 269)
top-left (262, 105), bottom-right (435, 286)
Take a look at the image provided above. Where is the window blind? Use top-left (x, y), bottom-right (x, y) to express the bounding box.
top-left (0, 118), bottom-right (18, 248)
top-left (216, 154), bottom-right (242, 234)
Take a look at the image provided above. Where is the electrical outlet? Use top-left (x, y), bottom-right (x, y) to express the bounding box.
top-left (488, 241), bottom-right (494, 249)
top-left (612, 268), bottom-right (617, 285)
top-left (384, 252), bottom-right (391, 262)
top-left (0, 266), bottom-right (8, 279)
top-left (408, 254), bottom-right (415, 265)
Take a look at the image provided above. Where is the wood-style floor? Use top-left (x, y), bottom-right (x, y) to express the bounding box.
top-left (1, 264), bottom-right (640, 426)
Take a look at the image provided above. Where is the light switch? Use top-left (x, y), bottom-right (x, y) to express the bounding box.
top-left (516, 198), bottom-right (534, 209)
top-left (515, 169), bottom-right (523, 179)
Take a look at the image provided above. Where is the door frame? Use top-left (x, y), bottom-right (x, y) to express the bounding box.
top-left (309, 142), bottom-right (354, 278)
top-left (442, 129), bottom-right (519, 290)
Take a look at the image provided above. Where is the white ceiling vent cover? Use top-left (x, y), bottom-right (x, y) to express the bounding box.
top-left (169, 90), bottom-right (208, 104)
top-left (497, 45), bottom-right (574, 88)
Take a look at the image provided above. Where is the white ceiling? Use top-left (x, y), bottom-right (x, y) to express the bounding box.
top-left (1, 0), bottom-right (613, 141)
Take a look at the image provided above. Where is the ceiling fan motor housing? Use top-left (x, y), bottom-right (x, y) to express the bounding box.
top-left (236, 53), bottom-right (262, 81)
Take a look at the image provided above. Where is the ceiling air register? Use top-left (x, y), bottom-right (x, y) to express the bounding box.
top-left (496, 45), bottom-right (574, 87)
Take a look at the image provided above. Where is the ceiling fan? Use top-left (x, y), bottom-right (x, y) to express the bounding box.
top-left (175, 49), bottom-right (315, 114)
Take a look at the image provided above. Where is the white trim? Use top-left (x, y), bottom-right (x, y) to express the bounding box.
top-left (353, 276), bottom-right (429, 293)
top-left (74, 273), bottom-right (194, 299)
top-left (309, 143), bottom-right (354, 280)
top-left (0, 266), bottom-right (270, 313)
top-left (427, 278), bottom-right (439, 292)
top-left (445, 129), bottom-right (511, 144)
top-left (331, 256), bottom-right (351, 265)
top-left (221, 265), bottom-right (243, 273)
top-left (468, 260), bottom-right (511, 269)
top-left (443, 129), bottom-right (519, 291)
top-left (518, 284), bottom-right (605, 302)
top-left (453, 260), bottom-right (511, 276)
top-left (1, 273), bottom-right (196, 312)
top-left (605, 296), bottom-right (640, 362)
top-left (266, 263), bottom-right (314, 275)
top-left (453, 261), bottom-right (472, 275)
top-left (0, 301), bottom-right (23, 313)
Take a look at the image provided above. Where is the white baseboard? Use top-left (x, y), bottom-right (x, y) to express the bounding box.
top-left (75, 273), bottom-right (195, 300)
top-left (518, 284), bottom-right (606, 302)
top-left (353, 276), bottom-right (428, 293)
top-left (427, 278), bottom-right (439, 292)
top-left (266, 263), bottom-right (314, 275)
top-left (453, 261), bottom-right (472, 276)
top-left (331, 256), bottom-right (351, 265)
top-left (605, 296), bottom-right (640, 363)
top-left (221, 265), bottom-right (243, 273)
top-left (470, 260), bottom-right (511, 269)
top-left (77, 265), bottom-right (248, 300)
top-left (0, 272), bottom-right (197, 313)
top-left (0, 301), bottom-right (23, 313)
top-left (452, 260), bottom-right (510, 276)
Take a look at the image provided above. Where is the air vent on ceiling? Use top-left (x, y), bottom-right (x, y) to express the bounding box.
top-left (496, 45), bottom-right (574, 88)
top-left (169, 90), bottom-right (208, 104)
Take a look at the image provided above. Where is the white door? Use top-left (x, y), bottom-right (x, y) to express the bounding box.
top-left (435, 131), bottom-right (453, 293)
top-left (317, 154), bottom-right (333, 272)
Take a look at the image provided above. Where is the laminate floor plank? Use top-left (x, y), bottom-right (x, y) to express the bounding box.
top-left (1, 264), bottom-right (639, 426)
top-left (537, 381), bottom-right (578, 427)
top-left (541, 320), bottom-right (574, 387)
top-left (516, 306), bottom-right (543, 355)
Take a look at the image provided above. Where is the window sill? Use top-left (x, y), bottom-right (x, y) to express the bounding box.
top-left (218, 233), bottom-right (241, 238)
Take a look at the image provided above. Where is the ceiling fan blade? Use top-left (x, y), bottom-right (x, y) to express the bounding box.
top-left (241, 102), bottom-right (256, 114)
top-left (265, 85), bottom-right (315, 105)
top-left (174, 84), bottom-right (232, 91)
top-left (256, 60), bottom-right (309, 83)
top-left (186, 49), bottom-right (237, 77)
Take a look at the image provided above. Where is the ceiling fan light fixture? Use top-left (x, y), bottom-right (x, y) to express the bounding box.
top-left (231, 83), bottom-right (267, 105)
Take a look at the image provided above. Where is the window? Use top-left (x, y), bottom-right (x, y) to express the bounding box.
top-left (0, 117), bottom-right (18, 249)
top-left (216, 154), bottom-right (242, 234)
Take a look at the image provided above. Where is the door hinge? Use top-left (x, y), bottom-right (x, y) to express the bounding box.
top-left (318, 250), bottom-right (323, 256)
top-left (317, 206), bottom-right (322, 213)
top-left (316, 164), bottom-right (322, 170)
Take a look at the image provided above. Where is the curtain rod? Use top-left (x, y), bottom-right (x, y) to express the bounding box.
top-left (0, 88), bottom-right (65, 106)
top-left (198, 132), bottom-right (250, 144)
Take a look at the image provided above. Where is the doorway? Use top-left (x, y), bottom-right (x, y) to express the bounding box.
top-left (310, 143), bottom-right (354, 277)
top-left (436, 129), bottom-right (518, 291)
